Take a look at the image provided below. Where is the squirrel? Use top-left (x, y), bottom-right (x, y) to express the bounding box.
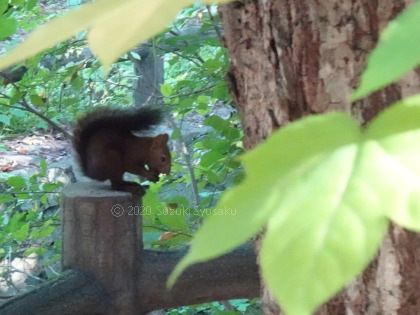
top-left (72, 106), bottom-right (171, 190)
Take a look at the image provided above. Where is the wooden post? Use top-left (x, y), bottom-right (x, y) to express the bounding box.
top-left (61, 182), bottom-right (143, 314)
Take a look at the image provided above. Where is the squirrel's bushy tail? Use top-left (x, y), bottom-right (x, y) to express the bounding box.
top-left (72, 106), bottom-right (164, 175)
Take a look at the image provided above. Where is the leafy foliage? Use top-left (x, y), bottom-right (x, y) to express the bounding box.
top-left (170, 95), bottom-right (420, 314)
top-left (352, 1), bottom-right (420, 100)
top-left (0, 158), bottom-right (62, 269)
top-left (0, 0), bottom-right (231, 72)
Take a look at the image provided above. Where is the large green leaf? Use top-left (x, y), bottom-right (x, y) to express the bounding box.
top-left (142, 189), bottom-right (163, 225)
top-left (0, 0), bottom-right (231, 71)
top-left (12, 223), bottom-right (30, 242)
top-left (0, 18), bottom-right (17, 40)
top-left (260, 144), bottom-right (388, 314)
top-left (168, 113), bottom-right (361, 286)
top-left (363, 95), bottom-right (420, 230)
top-left (0, 2), bottom-right (9, 16)
top-left (157, 206), bottom-right (188, 232)
top-left (7, 176), bottom-right (26, 188)
top-left (170, 95), bottom-right (420, 314)
top-left (352, 2), bottom-right (420, 100)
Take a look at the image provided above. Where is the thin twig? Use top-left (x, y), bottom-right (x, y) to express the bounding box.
top-left (168, 117), bottom-right (200, 208)
top-left (206, 5), bottom-right (224, 43)
top-left (143, 225), bottom-right (193, 238)
top-left (9, 82), bottom-right (72, 139)
top-left (153, 44), bottom-right (203, 67)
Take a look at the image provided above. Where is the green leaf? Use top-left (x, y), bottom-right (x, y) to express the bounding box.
top-left (203, 37), bottom-right (221, 47)
top-left (196, 95), bottom-right (209, 106)
top-left (157, 206), bottom-right (188, 231)
top-left (161, 84), bottom-right (174, 97)
top-left (0, 0), bottom-right (231, 72)
top-left (39, 158), bottom-right (48, 177)
top-left (30, 222), bottom-right (54, 239)
top-left (260, 144), bottom-right (387, 315)
top-left (142, 189), bottom-right (163, 225)
top-left (30, 94), bottom-right (45, 106)
top-left (206, 170), bottom-right (219, 184)
top-left (0, 2), bottom-right (8, 16)
top-left (200, 150), bottom-right (223, 168)
top-left (202, 59), bottom-right (223, 73)
top-left (12, 223), bottom-right (29, 242)
top-left (7, 176), bottom-right (26, 188)
top-left (0, 18), bottom-right (17, 40)
top-left (170, 96), bottom-right (420, 314)
top-left (170, 128), bottom-right (181, 140)
top-left (29, 174), bottom-right (39, 184)
top-left (204, 115), bottom-right (240, 140)
top-left (204, 115), bottom-right (227, 131)
top-left (211, 82), bottom-right (228, 99)
top-left (201, 138), bottom-right (229, 152)
top-left (24, 248), bottom-right (48, 256)
top-left (352, 2), bottom-right (420, 100)
top-left (363, 95), bottom-right (420, 230)
top-left (53, 241), bottom-right (61, 251)
top-left (26, 0), bottom-right (38, 10)
top-left (40, 193), bottom-right (48, 205)
top-left (26, 211), bottom-right (36, 221)
top-left (70, 75), bottom-right (84, 90)
top-left (15, 193), bottom-right (29, 199)
top-left (5, 212), bottom-right (27, 233)
top-left (169, 113), bottom-right (361, 287)
top-left (0, 195), bottom-right (13, 202)
top-left (10, 91), bottom-right (25, 105)
top-left (11, 0), bottom-right (25, 6)
top-left (0, 114), bottom-right (10, 125)
top-left (179, 97), bottom-right (194, 110)
top-left (42, 182), bottom-right (59, 192)
top-left (129, 51), bottom-right (141, 60)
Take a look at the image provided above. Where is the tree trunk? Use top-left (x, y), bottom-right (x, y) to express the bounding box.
top-left (219, 0), bottom-right (420, 314)
top-left (131, 43), bottom-right (164, 107)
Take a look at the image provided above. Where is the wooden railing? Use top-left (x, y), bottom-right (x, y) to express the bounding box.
top-left (0, 182), bottom-right (259, 314)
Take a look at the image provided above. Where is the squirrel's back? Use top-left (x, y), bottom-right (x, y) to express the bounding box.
top-left (72, 106), bottom-right (164, 175)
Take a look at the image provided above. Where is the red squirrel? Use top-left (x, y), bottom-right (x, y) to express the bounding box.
top-left (72, 107), bottom-right (171, 190)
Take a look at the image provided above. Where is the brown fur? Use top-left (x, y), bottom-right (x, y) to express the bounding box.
top-left (72, 107), bottom-right (171, 190)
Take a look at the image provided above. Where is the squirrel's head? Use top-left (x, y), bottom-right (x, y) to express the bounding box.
top-left (149, 133), bottom-right (171, 175)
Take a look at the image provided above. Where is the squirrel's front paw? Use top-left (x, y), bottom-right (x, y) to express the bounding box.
top-left (145, 170), bottom-right (159, 182)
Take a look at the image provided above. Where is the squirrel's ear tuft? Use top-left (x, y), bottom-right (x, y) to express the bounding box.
top-left (154, 133), bottom-right (169, 145)
top-left (161, 133), bottom-right (169, 142)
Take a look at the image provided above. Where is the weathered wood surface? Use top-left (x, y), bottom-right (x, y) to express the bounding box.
top-left (61, 182), bottom-right (144, 314)
top-left (0, 269), bottom-right (106, 315)
top-left (139, 245), bottom-right (259, 313)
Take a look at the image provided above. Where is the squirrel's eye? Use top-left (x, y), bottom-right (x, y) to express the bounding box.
top-left (160, 155), bottom-right (166, 162)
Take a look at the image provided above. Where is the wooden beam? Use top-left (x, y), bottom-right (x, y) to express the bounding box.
top-left (0, 269), bottom-right (105, 315)
top-left (139, 245), bottom-right (259, 313)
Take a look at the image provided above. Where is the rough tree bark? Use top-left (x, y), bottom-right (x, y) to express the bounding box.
top-left (219, 0), bottom-right (420, 314)
top-left (131, 44), bottom-right (164, 107)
